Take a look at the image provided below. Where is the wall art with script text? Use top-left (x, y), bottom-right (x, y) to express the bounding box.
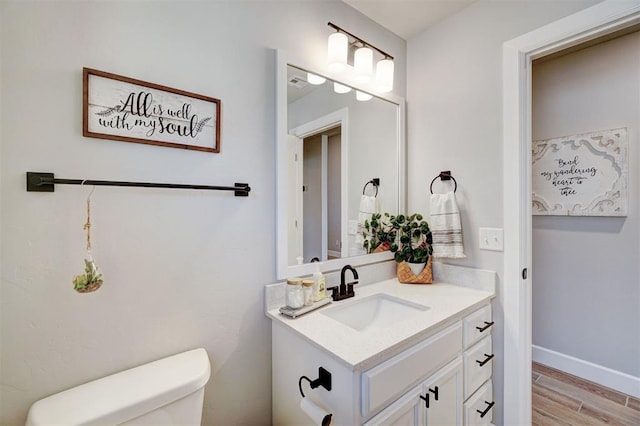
top-left (83, 68), bottom-right (221, 153)
top-left (532, 128), bottom-right (627, 216)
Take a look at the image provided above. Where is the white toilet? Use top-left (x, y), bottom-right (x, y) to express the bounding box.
top-left (25, 348), bottom-right (211, 426)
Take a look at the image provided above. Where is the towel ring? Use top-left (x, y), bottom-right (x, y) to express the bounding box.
top-left (430, 171), bottom-right (457, 194)
top-left (362, 178), bottom-right (380, 197)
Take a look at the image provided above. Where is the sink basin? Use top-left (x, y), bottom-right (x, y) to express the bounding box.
top-left (320, 293), bottom-right (429, 332)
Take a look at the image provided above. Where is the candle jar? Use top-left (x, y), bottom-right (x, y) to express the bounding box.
top-left (302, 279), bottom-right (314, 306)
top-left (286, 277), bottom-right (304, 309)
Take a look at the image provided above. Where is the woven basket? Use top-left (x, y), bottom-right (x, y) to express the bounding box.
top-left (397, 257), bottom-right (433, 284)
top-left (372, 242), bottom-right (390, 253)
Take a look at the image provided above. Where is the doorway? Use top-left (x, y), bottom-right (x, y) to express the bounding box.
top-left (530, 29), bottom-right (640, 424)
top-left (502, 2), bottom-right (640, 424)
top-left (288, 108), bottom-right (349, 265)
top-left (302, 128), bottom-right (342, 262)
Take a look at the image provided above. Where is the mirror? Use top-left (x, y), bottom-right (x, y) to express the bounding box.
top-left (276, 50), bottom-right (405, 279)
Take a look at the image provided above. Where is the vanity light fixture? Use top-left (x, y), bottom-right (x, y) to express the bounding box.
top-left (307, 72), bottom-right (326, 85)
top-left (333, 82), bottom-right (351, 94)
top-left (376, 58), bottom-right (394, 93)
top-left (353, 45), bottom-right (373, 84)
top-left (356, 91), bottom-right (373, 101)
top-left (327, 32), bottom-right (349, 72)
top-left (327, 22), bottom-right (394, 92)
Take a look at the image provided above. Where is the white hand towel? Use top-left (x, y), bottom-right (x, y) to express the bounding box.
top-left (355, 195), bottom-right (378, 247)
top-left (430, 191), bottom-right (466, 259)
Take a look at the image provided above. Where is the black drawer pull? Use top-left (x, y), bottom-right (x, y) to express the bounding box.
top-left (419, 394), bottom-right (430, 408)
top-left (429, 386), bottom-right (439, 401)
top-left (475, 321), bottom-right (494, 332)
top-left (477, 401), bottom-right (495, 418)
top-left (476, 353), bottom-right (494, 367)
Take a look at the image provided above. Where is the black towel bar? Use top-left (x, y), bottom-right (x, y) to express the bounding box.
top-left (26, 172), bottom-right (251, 197)
top-left (430, 171), bottom-right (457, 194)
top-left (362, 178), bottom-right (380, 196)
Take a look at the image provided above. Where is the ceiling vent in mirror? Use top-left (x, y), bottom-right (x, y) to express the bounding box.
top-left (288, 75), bottom-right (309, 89)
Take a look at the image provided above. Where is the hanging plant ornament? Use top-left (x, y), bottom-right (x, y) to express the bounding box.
top-left (73, 185), bottom-right (103, 293)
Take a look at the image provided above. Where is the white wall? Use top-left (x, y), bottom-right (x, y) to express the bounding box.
top-left (532, 32), bottom-right (640, 377)
top-left (0, 2), bottom-right (406, 425)
top-left (407, 1), bottom-right (599, 423)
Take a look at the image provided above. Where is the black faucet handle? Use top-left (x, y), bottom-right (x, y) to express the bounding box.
top-left (328, 286), bottom-right (341, 301)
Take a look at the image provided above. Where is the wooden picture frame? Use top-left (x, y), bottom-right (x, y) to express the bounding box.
top-left (83, 67), bottom-right (221, 153)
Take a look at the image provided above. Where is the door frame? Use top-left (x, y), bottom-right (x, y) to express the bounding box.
top-left (502, 1), bottom-right (640, 424)
top-left (291, 108), bottom-right (349, 262)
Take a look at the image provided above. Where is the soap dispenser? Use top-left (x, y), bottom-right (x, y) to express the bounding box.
top-left (313, 263), bottom-right (326, 302)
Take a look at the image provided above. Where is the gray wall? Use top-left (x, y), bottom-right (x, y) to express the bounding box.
top-left (303, 134), bottom-right (322, 261)
top-left (532, 31), bottom-right (640, 377)
top-left (0, 2), bottom-right (406, 425)
top-left (328, 133), bottom-right (342, 256)
top-left (406, 1), bottom-right (599, 423)
top-left (289, 84), bottom-right (399, 230)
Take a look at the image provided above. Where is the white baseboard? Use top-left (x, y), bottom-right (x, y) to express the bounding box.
top-left (327, 250), bottom-right (341, 259)
top-left (532, 345), bottom-right (640, 398)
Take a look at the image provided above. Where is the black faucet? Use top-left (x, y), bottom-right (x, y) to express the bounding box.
top-left (330, 265), bottom-right (359, 301)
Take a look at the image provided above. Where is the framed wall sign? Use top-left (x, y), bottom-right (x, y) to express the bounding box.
top-left (532, 128), bottom-right (628, 216)
top-left (83, 68), bottom-right (221, 153)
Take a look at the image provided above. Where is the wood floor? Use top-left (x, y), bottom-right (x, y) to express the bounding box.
top-left (532, 362), bottom-right (640, 425)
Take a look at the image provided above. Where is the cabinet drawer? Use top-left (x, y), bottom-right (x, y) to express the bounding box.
top-left (463, 305), bottom-right (493, 348)
top-left (463, 336), bottom-right (493, 399)
top-left (464, 380), bottom-right (494, 426)
top-left (363, 384), bottom-right (424, 426)
top-left (361, 322), bottom-right (462, 417)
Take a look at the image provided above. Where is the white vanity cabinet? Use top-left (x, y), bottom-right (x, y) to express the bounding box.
top-left (461, 304), bottom-right (495, 425)
top-left (271, 302), bottom-right (494, 426)
top-left (364, 358), bottom-right (463, 426)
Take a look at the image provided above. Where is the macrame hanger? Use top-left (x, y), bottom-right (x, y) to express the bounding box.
top-left (81, 180), bottom-right (96, 255)
top-left (73, 181), bottom-right (103, 293)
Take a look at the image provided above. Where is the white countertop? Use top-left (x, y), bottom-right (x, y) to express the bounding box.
top-left (267, 277), bottom-right (494, 370)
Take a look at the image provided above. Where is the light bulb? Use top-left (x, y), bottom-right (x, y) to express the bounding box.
top-left (376, 58), bottom-right (394, 93)
top-left (333, 82), bottom-right (351, 94)
top-left (356, 91), bottom-right (372, 101)
top-left (353, 46), bottom-right (373, 84)
top-left (327, 32), bottom-right (348, 72)
top-left (307, 72), bottom-right (326, 85)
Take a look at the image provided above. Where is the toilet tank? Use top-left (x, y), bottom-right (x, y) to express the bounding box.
top-left (26, 348), bottom-right (211, 426)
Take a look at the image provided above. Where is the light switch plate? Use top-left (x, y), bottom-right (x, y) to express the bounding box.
top-left (479, 227), bottom-right (504, 251)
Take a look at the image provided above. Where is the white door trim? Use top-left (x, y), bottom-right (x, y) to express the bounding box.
top-left (290, 108), bottom-right (349, 264)
top-left (321, 135), bottom-right (328, 260)
top-left (502, 1), bottom-right (640, 424)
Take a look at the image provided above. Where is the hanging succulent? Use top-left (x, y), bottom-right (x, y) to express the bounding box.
top-left (73, 185), bottom-right (103, 293)
top-left (73, 257), bottom-right (103, 293)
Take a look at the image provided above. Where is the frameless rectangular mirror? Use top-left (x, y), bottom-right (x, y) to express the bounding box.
top-left (276, 50), bottom-right (405, 279)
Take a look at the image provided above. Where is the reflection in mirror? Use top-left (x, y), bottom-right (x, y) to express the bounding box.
top-left (286, 63), bottom-right (401, 265)
top-left (276, 51), bottom-right (405, 279)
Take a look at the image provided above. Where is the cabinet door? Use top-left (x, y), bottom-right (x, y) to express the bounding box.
top-left (364, 385), bottom-right (425, 426)
top-left (424, 358), bottom-right (463, 426)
